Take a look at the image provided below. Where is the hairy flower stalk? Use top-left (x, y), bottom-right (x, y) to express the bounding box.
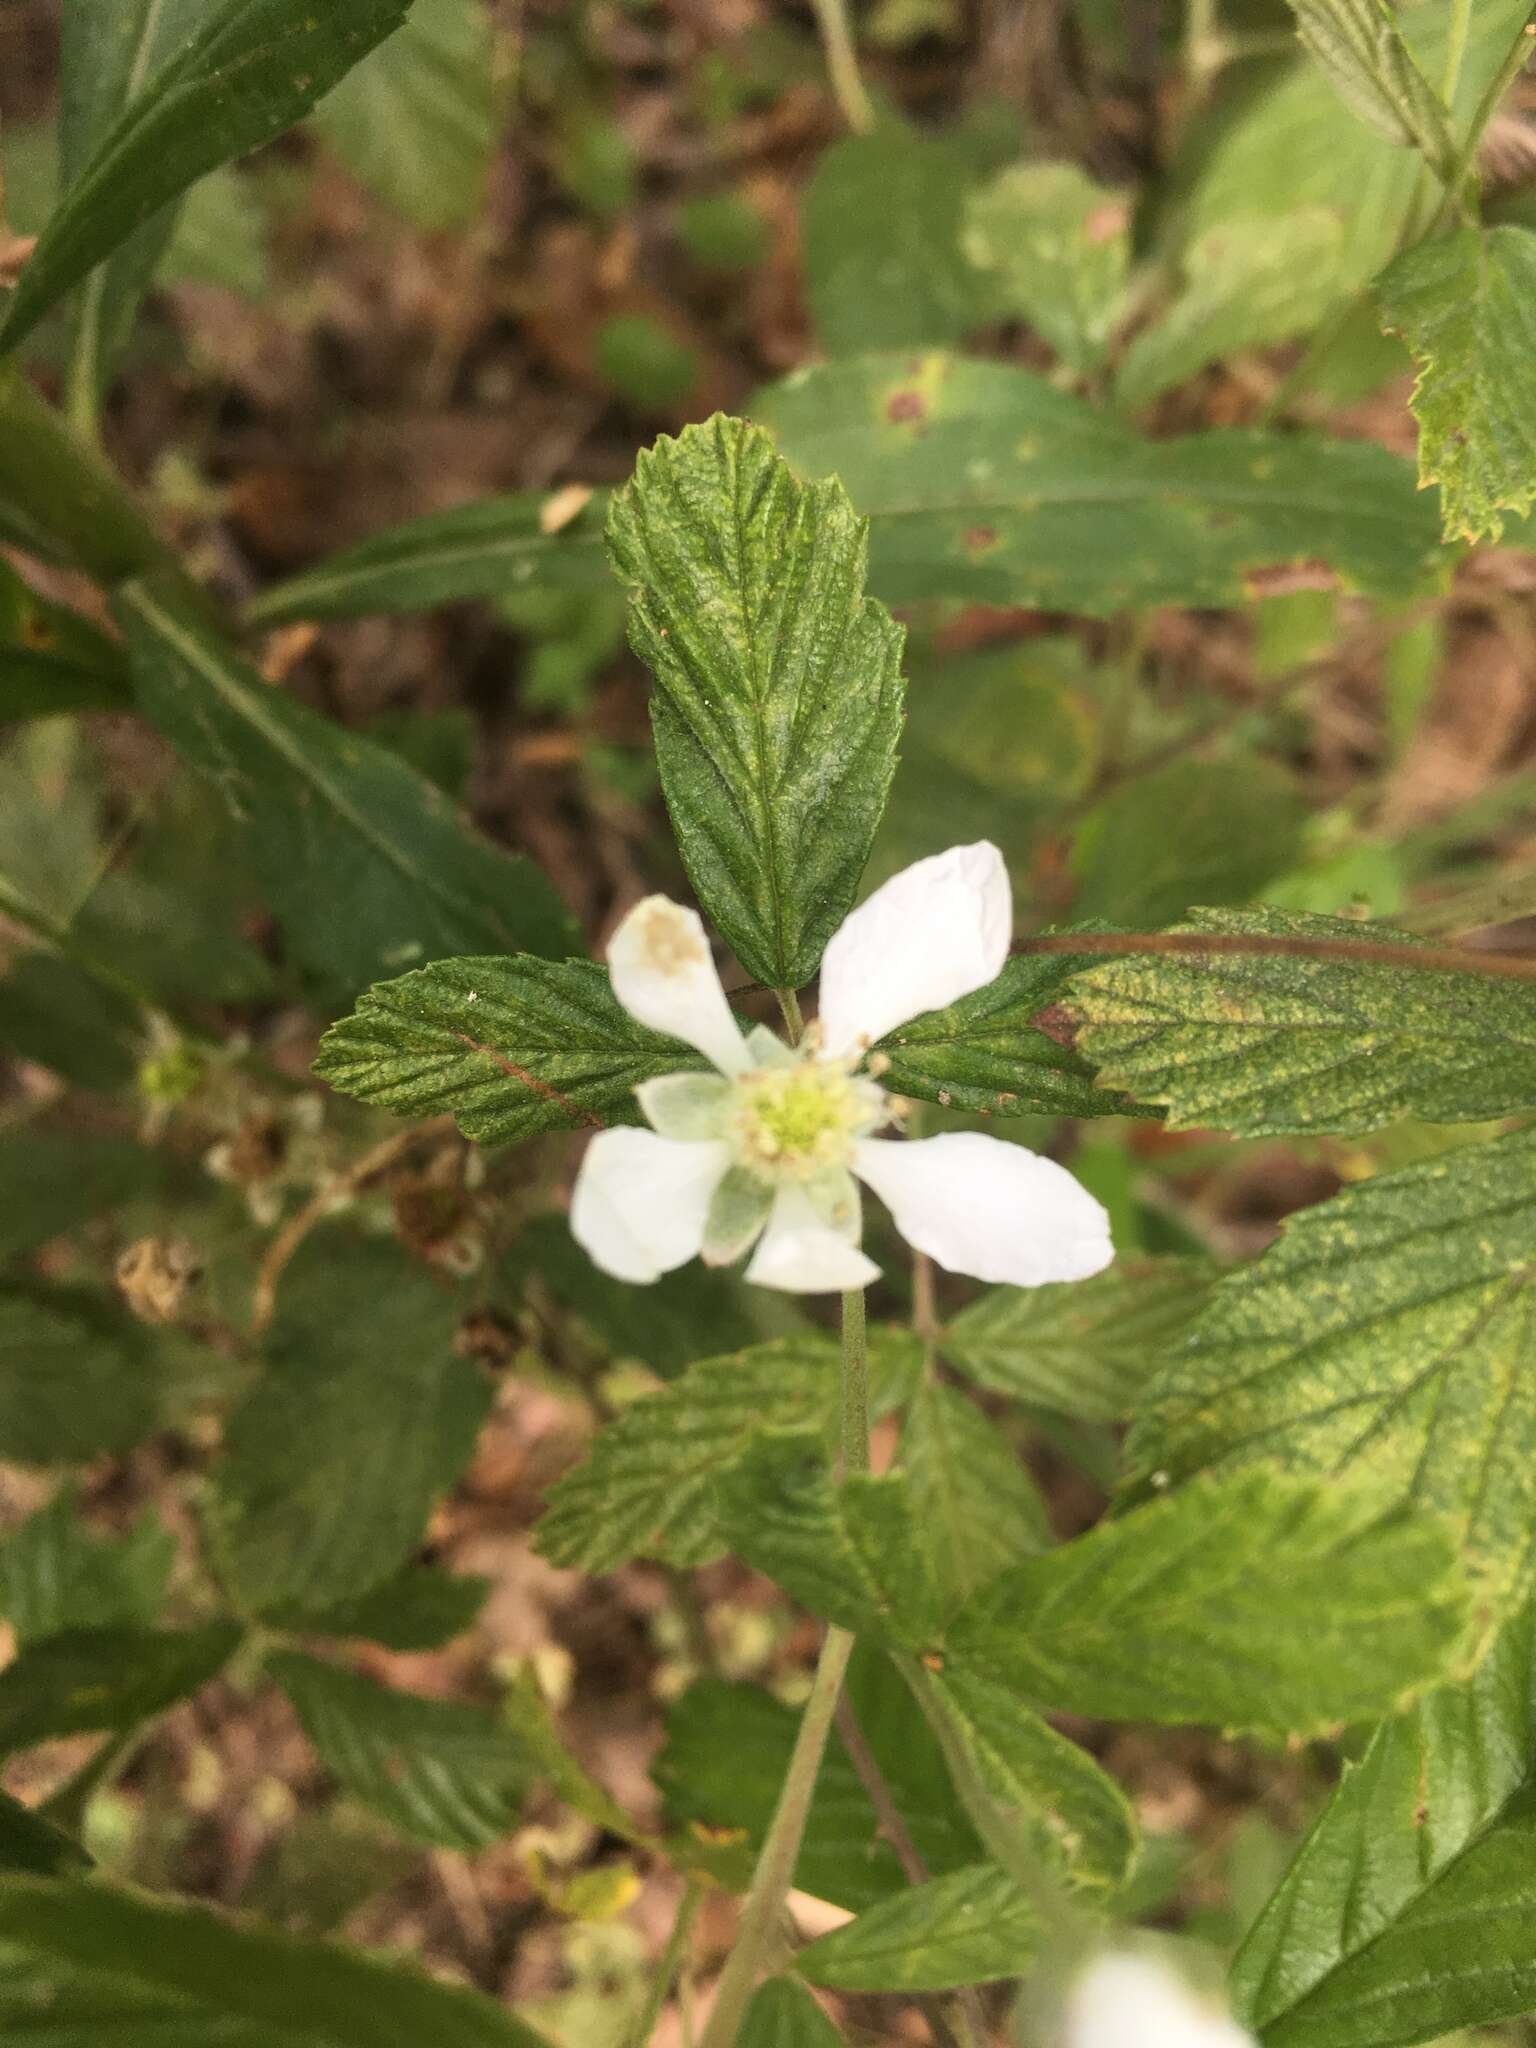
top-left (572, 842), bottom-right (1113, 1295)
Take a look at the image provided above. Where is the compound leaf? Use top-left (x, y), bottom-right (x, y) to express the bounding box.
top-left (1126, 1127), bottom-right (1536, 1615)
top-left (605, 415), bottom-right (904, 991)
top-left (1067, 906), bottom-right (1536, 1134)
top-left (942, 1258), bottom-right (1214, 1425)
top-left (796, 1864), bottom-right (1036, 1992)
top-left (870, 947), bottom-right (1142, 1121)
top-left (1378, 224), bottom-right (1536, 543)
top-left (918, 1662), bottom-right (1139, 1895)
top-left (270, 1653), bottom-right (528, 1852)
top-left (717, 1433), bottom-right (945, 1648)
top-left (534, 1338), bottom-right (842, 1573)
top-left (947, 1469), bottom-right (1466, 1735)
top-left (1235, 1599), bottom-right (1536, 2048)
top-left (314, 956), bottom-right (701, 1145)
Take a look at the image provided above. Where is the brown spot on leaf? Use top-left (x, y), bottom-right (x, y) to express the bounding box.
top-left (18, 609), bottom-right (54, 651)
top-left (886, 389), bottom-right (925, 423)
top-left (1032, 1002), bottom-right (1081, 1051)
top-left (963, 524), bottom-right (998, 553)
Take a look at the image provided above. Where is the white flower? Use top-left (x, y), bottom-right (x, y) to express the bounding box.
top-left (571, 842), bottom-right (1114, 1295)
top-left (1064, 1954), bottom-right (1257, 2048)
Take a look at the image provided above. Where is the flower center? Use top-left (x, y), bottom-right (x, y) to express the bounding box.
top-left (731, 1059), bottom-right (888, 1182)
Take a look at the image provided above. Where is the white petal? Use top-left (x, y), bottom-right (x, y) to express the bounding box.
top-left (853, 1133), bottom-right (1112, 1287)
top-left (816, 842), bottom-right (1011, 1058)
top-left (570, 1129), bottom-right (728, 1284)
top-left (1064, 1955), bottom-right (1256, 2048)
top-left (744, 1184), bottom-right (881, 1294)
top-left (607, 896), bottom-right (749, 1075)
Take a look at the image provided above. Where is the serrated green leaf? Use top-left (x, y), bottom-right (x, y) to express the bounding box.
top-left (796, 1862), bottom-right (1036, 1991)
top-left (947, 1470), bottom-right (1467, 1735)
top-left (116, 580), bottom-right (575, 992)
top-left (0, 1876), bottom-right (553, 2048)
top-left (1126, 1128), bottom-right (1536, 1614)
top-left (1235, 1599), bottom-right (1536, 2048)
top-left (1285, 0), bottom-right (1453, 169)
top-left (0, 1290), bottom-right (161, 1466)
top-left (1378, 224), bottom-right (1536, 544)
top-left (942, 1258), bottom-right (1213, 1424)
top-left (269, 1653), bottom-right (528, 1851)
top-left (605, 415), bottom-right (904, 991)
top-left (870, 946), bottom-right (1141, 1120)
top-left (209, 1239), bottom-right (490, 1615)
top-left (917, 1662), bottom-right (1139, 1893)
top-left (717, 1433), bottom-right (944, 1647)
top-left (0, 1792), bottom-right (90, 1878)
top-left (964, 161), bottom-right (1131, 373)
top-left (245, 492), bottom-right (612, 627)
top-left (534, 1338), bottom-right (840, 1572)
top-left (270, 1565), bottom-right (490, 1652)
top-left (57, 0), bottom-right (208, 410)
top-left (1117, 209), bottom-right (1348, 409)
top-left (0, 1624), bottom-right (239, 1753)
top-left (739, 1978), bottom-right (846, 2048)
top-left (757, 352), bottom-right (1441, 614)
top-left (1071, 759), bottom-right (1307, 927)
top-left (0, 0), bottom-right (412, 358)
top-left (654, 1646), bottom-right (983, 1910)
top-left (0, 1489), bottom-right (174, 1647)
top-left (314, 956), bottom-right (701, 1145)
top-left (1067, 906), bottom-right (1536, 1134)
top-left (802, 125), bottom-right (997, 354)
top-left (311, 0), bottom-right (495, 230)
top-left (900, 1382), bottom-right (1050, 1612)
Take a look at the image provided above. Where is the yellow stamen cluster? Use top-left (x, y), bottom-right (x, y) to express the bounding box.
top-left (731, 1060), bottom-right (886, 1182)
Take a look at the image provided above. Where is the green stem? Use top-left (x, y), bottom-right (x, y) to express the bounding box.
top-left (809, 0), bottom-right (876, 133)
top-left (626, 1881), bottom-right (704, 2048)
top-left (1441, 0), bottom-right (1474, 105)
top-left (698, 1289), bottom-right (871, 2048)
top-left (1434, 7), bottom-right (1536, 228)
top-left (776, 987), bottom-right (805, 1044)
top-left (839, 1287), bottom-right (869, 1480)
top-left (697, 1625), bottom-right (856, 2048)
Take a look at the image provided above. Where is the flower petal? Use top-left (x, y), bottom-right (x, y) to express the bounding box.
top-left (702, 1165), bottom-right (774, 1266)
top-left (607, 895), bottom-right (750, 1075)
top-left (635, 1071), bottom-right (734, 1140)
top-left (744, 1184), bottom-right (881, 1294)
top-left (1064, 1954), bottom-right (1255, 2048)
top-left (853, 1133), bottom-right (1112, 1287)
top-left (570, 1129), bottom-right (728, 1284)
top-left (816, 841), bottom-right (1011, 1058)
